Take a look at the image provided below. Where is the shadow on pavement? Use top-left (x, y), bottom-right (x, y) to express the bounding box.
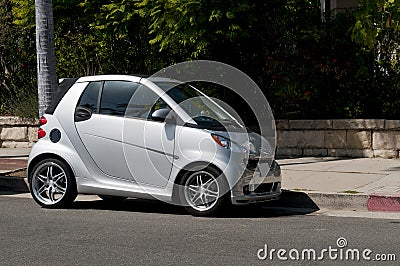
top-left (70, 190), bottom-right (319, 218)
top-left (0, 176), bottom-right (29, 195)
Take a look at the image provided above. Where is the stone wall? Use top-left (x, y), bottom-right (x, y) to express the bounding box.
top-left (276, 119), bottom-right (400, 159)
top-left (1, 116), bottom-right (400, 158)
top-left (0, 117), bottom-right (38, 148)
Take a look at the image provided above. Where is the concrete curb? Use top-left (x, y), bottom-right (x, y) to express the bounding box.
top-left (272, 190), bottom-right (400, 212)
top-left (0, 158), bottom-right (28, 174)
top-left (305, 192), bottom-right (369, 211)
top-left (0, 167), bottom-right (26, 175)
top-left (368, 195), bottom-right (400, 212)
top-left (272, 190), bottom-right (369, 211)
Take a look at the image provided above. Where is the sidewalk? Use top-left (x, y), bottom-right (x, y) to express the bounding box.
top-left (0, 147), bottom-right (399, 212)
top-left (278, 157), bottom-right (400, 212)
top-left (0, 148), bottom-right (30, 174)
top-left (0, 148), bottom-right (31, 158)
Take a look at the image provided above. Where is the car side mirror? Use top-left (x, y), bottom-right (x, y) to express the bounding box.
top-left (151, 108), bottom-right (175, 124)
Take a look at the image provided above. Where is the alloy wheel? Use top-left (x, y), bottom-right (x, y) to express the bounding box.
top-left (31, 162), bottom-right (68, 205)
top-left (184, 171), bottom-right (220, 212)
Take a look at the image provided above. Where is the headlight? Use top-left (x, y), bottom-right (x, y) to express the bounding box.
top-left (211, 133), bottom-right (249, 153)
top-left (211, 134), bottom-right (231, 149)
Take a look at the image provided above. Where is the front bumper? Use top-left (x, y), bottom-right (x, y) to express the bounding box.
top-left (231, 160), bottom-right (282, 205)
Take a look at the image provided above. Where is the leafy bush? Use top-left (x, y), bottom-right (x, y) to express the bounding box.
top-left (0, 0), bottom-right (37, 117)
top-left (1, 0), bottom-right (400, 119)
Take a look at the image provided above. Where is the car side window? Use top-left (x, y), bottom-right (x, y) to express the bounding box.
top-left (77, 81), bottom-right (101, 113)
top-left (100, 81), bottom-right (139, 116)
top-left (125, 84), bottom-right (169, 119)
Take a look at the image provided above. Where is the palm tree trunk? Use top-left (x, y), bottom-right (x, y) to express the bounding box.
top-left (35, 0), bottom-right (57, 117)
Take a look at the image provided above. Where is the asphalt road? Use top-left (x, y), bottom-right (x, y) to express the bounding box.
top-left (0, 194), bottom-right (399, 265)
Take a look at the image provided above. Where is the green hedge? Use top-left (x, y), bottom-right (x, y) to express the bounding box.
top-left (1, 0), bottom-right (399, 119)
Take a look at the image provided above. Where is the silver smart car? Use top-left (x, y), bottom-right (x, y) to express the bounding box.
top-left (28, 75), bottom-right (281, 216)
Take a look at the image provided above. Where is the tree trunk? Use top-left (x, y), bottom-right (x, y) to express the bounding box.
top-left (35, 0), bottom-right (57, 117)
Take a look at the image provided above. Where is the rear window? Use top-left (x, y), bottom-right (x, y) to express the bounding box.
top-left (76, 82), bottom-right (101, 112)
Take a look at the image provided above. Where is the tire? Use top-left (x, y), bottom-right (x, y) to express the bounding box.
top-left (29, 158), bottom-right (77, 208)
top-left (179, 166), bottom-right (230, 217)
top-left (98, 195), bottom-right (128, 202)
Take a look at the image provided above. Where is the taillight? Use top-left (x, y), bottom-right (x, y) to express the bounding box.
top-left (39, 116), bottom-right (47, 126)
top-left (38, 128), bottom-right (46, 139)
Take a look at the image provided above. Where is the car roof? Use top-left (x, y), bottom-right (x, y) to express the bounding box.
top-left (77, 75), bottom-right (181, 84)
top-left (77, 74), bottom-right (143, 83)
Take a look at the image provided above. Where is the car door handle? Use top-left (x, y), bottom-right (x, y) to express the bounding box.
top-left (74, 106), bottom-right (92, 122)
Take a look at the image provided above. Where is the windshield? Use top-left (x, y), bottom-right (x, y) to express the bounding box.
top-left (153, 81), bottom-right (243, 129)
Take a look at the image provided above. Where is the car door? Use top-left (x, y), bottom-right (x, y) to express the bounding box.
top-left (121, 84), bottom-right (176, 187)
top-left (74, 80), bottom-right (137, 181)
top-left (74, 80), bottom-right (175, 188)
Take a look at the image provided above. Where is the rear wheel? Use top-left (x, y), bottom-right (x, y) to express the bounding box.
top-left (29, 158), bottom-right (77, 208)
top-left (179, 166), bottom-right (230, 216)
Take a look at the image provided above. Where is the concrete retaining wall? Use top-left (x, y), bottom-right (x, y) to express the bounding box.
top-left (0, 117), bottom-right (38, 148)
top-left (276, 119), bottom-right (400, 158)
top-left (1, 116), bottom-right (400, 158)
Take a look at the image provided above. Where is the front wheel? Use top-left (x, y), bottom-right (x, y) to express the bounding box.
top-left (29, 158), bottom-right (77, 208)
top-left (179, 167), bottom-right (230, 216)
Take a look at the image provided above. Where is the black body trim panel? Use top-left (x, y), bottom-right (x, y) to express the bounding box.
top-left (45, 78), bottom-right (79, 114)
